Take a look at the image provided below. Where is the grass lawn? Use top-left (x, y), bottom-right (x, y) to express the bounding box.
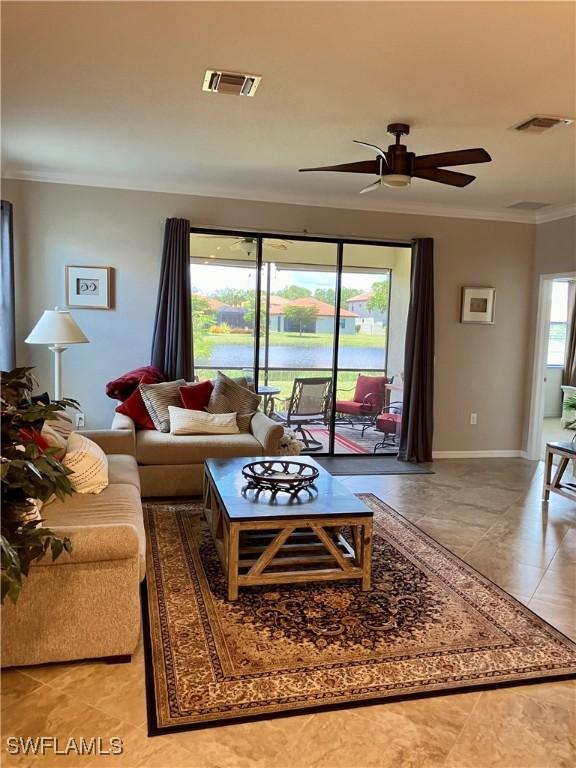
top-left (206, 330), bottom-right (387, 347)
top-left (195, 367), bottom-right (386, 402)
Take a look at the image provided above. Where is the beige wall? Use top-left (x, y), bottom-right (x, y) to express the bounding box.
top-left (534, 216), bottom-right (576, 277)
top-left (4, 178), bottom-right (536, 452)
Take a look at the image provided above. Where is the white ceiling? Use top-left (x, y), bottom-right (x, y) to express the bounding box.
top-left (2, 1), bottom-right (575, 222)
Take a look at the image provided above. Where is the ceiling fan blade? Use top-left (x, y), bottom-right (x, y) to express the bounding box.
top-left (414, 148), bottom-right (491, 170)
top-left (353, 140), bottom-right (389, 167)
top-left (413, 168), bottom-right (476, 187)
top-left (359, 179), bottom-right (382, 195)
top-left (299, 160), bottom-right (380, 174)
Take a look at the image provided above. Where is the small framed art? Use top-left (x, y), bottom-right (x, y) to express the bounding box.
top-left (460, 287), bottom-right (495, 324)
top-left (66, 266), bottom-right (112, 309)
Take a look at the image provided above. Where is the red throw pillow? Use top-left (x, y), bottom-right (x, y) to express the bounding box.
top-left (115, 375), bottom-right (157, 429)
top-left (106, 366), bottom-right (165, 402)
top-left (179, 381), bottom-right (214, 411)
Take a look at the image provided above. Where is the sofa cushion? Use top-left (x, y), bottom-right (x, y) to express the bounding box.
top-left (136, 429), bottom-right (264, 465)
top-left (43, 483), bottom-right (145, 579)
top-left (206, 371), bottom-right (261, 432)
top-left (106, 365), bottom-right (165, 402)
top-left (107, 454), bottom-right (141, 491)
top-left (179, 381), bottom-right (214, 410)
top-left (140, 379), bottom-right (186, 432)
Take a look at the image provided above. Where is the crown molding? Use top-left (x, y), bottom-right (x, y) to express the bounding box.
top-left (534, 204), bottom-right (576, 224)
top-left (3, 169), bottom-right (574, 225)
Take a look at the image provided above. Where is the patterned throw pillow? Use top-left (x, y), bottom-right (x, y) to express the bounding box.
top-left (41, 423), bottom-right (68, 459)
top-left (139, 379), bottom-right (186, 432)
top-left (168, 406), bottom-right (239, 435)
top-left (62, 432), bottom-right (109, 494)
top-left (44, 412), bottom-right (74, 441)
top-left (206, 372), bottom-right (261, 432)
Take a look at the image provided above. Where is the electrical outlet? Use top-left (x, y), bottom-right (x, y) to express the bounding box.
top-left (75, 412), bottom-right (85, 429)
top-left (470, 412), bottom-right (478, 425)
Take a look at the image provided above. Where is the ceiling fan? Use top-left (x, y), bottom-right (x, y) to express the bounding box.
top-left (299, 123), bottom-right (491, 194)
top-left (194, 234), bottom-right (293, 255)
top-left (231, 237), bottom-right (293, 253)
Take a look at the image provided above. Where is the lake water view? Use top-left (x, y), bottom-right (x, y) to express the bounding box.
top-left (197, 344), bottom-right (386, 370)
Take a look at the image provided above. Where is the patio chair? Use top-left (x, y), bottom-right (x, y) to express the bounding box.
top-left (373, 402), bottom-right (403, 453)
top-left (335, 375), bottom-right (392, 432)
top-left (274, 377), bottom-right (332, 452)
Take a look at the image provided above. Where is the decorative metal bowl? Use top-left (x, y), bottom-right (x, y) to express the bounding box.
top-left (241, 460), bottom-right (319, 499)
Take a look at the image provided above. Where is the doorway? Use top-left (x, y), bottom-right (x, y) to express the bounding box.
top-left (527, 272), bottom-right (576, 460)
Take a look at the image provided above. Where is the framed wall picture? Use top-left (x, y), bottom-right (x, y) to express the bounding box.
top-left (66, 266), bottom-right (112, 309)
top-left (460, 287), bottom-right (495, 324)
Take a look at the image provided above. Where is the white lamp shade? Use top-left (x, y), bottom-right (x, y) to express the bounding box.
top-left (25, 308), bottom-right (89, 345)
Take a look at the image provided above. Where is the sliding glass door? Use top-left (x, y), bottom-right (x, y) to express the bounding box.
top-left (189, 228), bottom-right (411, 457)
top-left (189, 233), bottom-right (257, 382)
top-left (258, 239), bottom-right (338, 453)
top-left (333, 244), bottom-right (411, 455)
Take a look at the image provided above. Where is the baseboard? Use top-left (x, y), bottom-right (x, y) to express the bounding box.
top-left (432, 450), bottom-right (524, 459)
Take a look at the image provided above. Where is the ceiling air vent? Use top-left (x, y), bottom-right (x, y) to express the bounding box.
top-left (202, 70), bottom-right (261, 97)
top-left (512, 115), bottom-right (574, 133)
top-left (507, 201), bottom-right (550, 210)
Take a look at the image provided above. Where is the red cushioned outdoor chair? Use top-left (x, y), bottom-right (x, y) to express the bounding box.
top-left (335, 374), bottom-right (392, 433)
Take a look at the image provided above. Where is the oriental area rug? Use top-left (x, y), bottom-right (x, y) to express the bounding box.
top-left (142, 496), bottom-right (576, 734)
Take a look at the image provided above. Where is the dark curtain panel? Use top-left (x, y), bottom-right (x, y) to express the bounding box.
top-left (398, 238), bottom-right (435, 463)
top-left (563, 281), bottom-right (576, 386)
top-left (151, 218), bottom-right (192, 381)
top-left (0, 200), bottom-right (16, 371)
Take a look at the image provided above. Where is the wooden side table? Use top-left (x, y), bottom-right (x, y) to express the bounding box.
top-left (542, 441), bottom-right (576, 507)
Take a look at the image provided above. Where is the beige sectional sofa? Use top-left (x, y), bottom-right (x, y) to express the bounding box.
top-left (111, 409), bottom-right (284, 497)
top-left (2, 409), bottom-right (283, 667)
top-left (1, 429), bottom-right (144, 668)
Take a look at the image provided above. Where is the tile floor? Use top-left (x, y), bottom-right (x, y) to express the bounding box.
top-left (1, 458), bottom-right (575, 768)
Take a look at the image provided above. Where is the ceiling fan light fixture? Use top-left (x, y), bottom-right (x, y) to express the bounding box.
top-left (382, 174), bottom-right (411, 188)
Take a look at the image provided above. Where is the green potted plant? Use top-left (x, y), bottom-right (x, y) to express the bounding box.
top-left (1, 367), bottom-right (78, 604)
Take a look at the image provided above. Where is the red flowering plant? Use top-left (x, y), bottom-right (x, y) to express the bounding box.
top-left (1, 367), bottom-right (78, 604)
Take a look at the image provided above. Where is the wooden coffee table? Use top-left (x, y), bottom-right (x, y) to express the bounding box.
top-left (203, 456), bottom-right (373, 600)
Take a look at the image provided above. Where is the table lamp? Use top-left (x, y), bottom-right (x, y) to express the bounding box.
top-left (25, 307), bottom-right (89, 400)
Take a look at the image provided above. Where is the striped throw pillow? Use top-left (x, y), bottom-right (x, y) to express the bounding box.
top-left (139, 379), bottom-right (186, 432)
top-left (168, 406), bottom-right (239, 435)
top-left (206, 372), bottom-right (261, 432)
top-left (62, 432), bottom-right (109, 494)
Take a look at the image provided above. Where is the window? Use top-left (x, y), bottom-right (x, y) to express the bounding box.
top-left (547, 281), bottom-right (570, 366)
